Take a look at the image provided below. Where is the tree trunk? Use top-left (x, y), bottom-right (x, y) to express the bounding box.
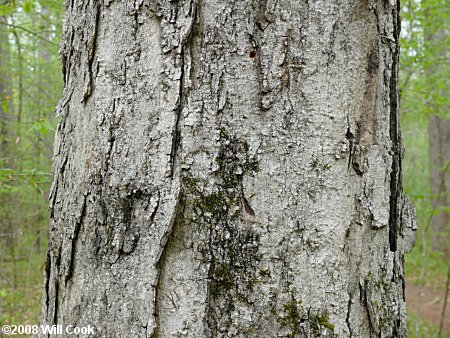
top-left (41, 0), bottom-right (416, 337)
top-left (429, 115), bottom-right (449, 257)
top-left (0, 15), bottom-right (12, 161)
top-left (424, 1), bottom-right (450, 257)
top-left (0, 15), bottom-right (15, 253)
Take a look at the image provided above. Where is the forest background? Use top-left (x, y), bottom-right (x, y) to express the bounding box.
top-left (0, 0), bottom-right (448, 336)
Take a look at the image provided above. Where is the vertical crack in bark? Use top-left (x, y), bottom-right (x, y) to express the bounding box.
top-left (65, 194), bottom-right (87, 285)
top-left (388, 3), bottom-right (401, 252)
top-left (61, 28), bottom-right (75, 88)
top-left (44, 251), bottom-right (51, 318)
top-left (52, 245), bottom-right (62, 327)
top-left (49, 180), bottom-right (59, 219)
top-left (361, 281), bottom-right (375, 336)
top-left (50, 152), bottom-right (69, 218)
top-left (168, 0), bottom-right (198, 178)
top-left (53, 280), bottom-right (59, 326)
top-left (83, 1), bottom-right (100, 103)
top-left (346, 292), bottom-right (353, 337)
top-left (59, 153), bottom-right (69, 178)
top-left (168, 47), bottom-right (185, 178)
top-left (345, 120), bottom-right (355, 171)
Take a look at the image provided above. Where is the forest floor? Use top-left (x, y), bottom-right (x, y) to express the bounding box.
top-left (406, 282), bottom-right (450, 337)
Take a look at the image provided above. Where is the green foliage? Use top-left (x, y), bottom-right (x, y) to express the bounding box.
top-left (400, 0), bottom-right (450, 119)
top-left (1, 97), bottom-right (11, 113)
top-left (0, 251), bottom-right (47, 325)
top-left (22, 0), bottom-right (35, 13)
top-left (0, 0), bottom-right (63, 327)
top-left (401, 0), bottom-right (450, 279)
top-left (401, 0), bottom-right (450, 335)
top-left (0, 2), bottom-right (15, 16)
top-left (407, 312), bottom-right (450, 338)
top-left (0, 167), bottom-right (50, 192)
top-left (27, 118), bottom-right (55, 136)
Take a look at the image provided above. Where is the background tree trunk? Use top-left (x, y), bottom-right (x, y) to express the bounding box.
top-left (0, 15), bottom-right (15, 255)
top-left (0, 15), bottom-right (13, 165)
top-left (429, 116), bottom-right (449, 257)
top-left (424, 2), bottom-right (450, 257)
top-left (41, 0), bottom-right (416, 337)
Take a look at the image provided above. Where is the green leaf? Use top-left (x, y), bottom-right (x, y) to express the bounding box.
top-left (1, 98), bottom-right (10, 113)
top-left (0, 2), bottom-right (15, 16)
top-left (23, 0), bottom-right (35, 13)
top-left (28, 118), bottom-right (54, 135)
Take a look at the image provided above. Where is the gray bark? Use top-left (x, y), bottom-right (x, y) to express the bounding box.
top-left (41, 0), bottom-right (416, 337)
